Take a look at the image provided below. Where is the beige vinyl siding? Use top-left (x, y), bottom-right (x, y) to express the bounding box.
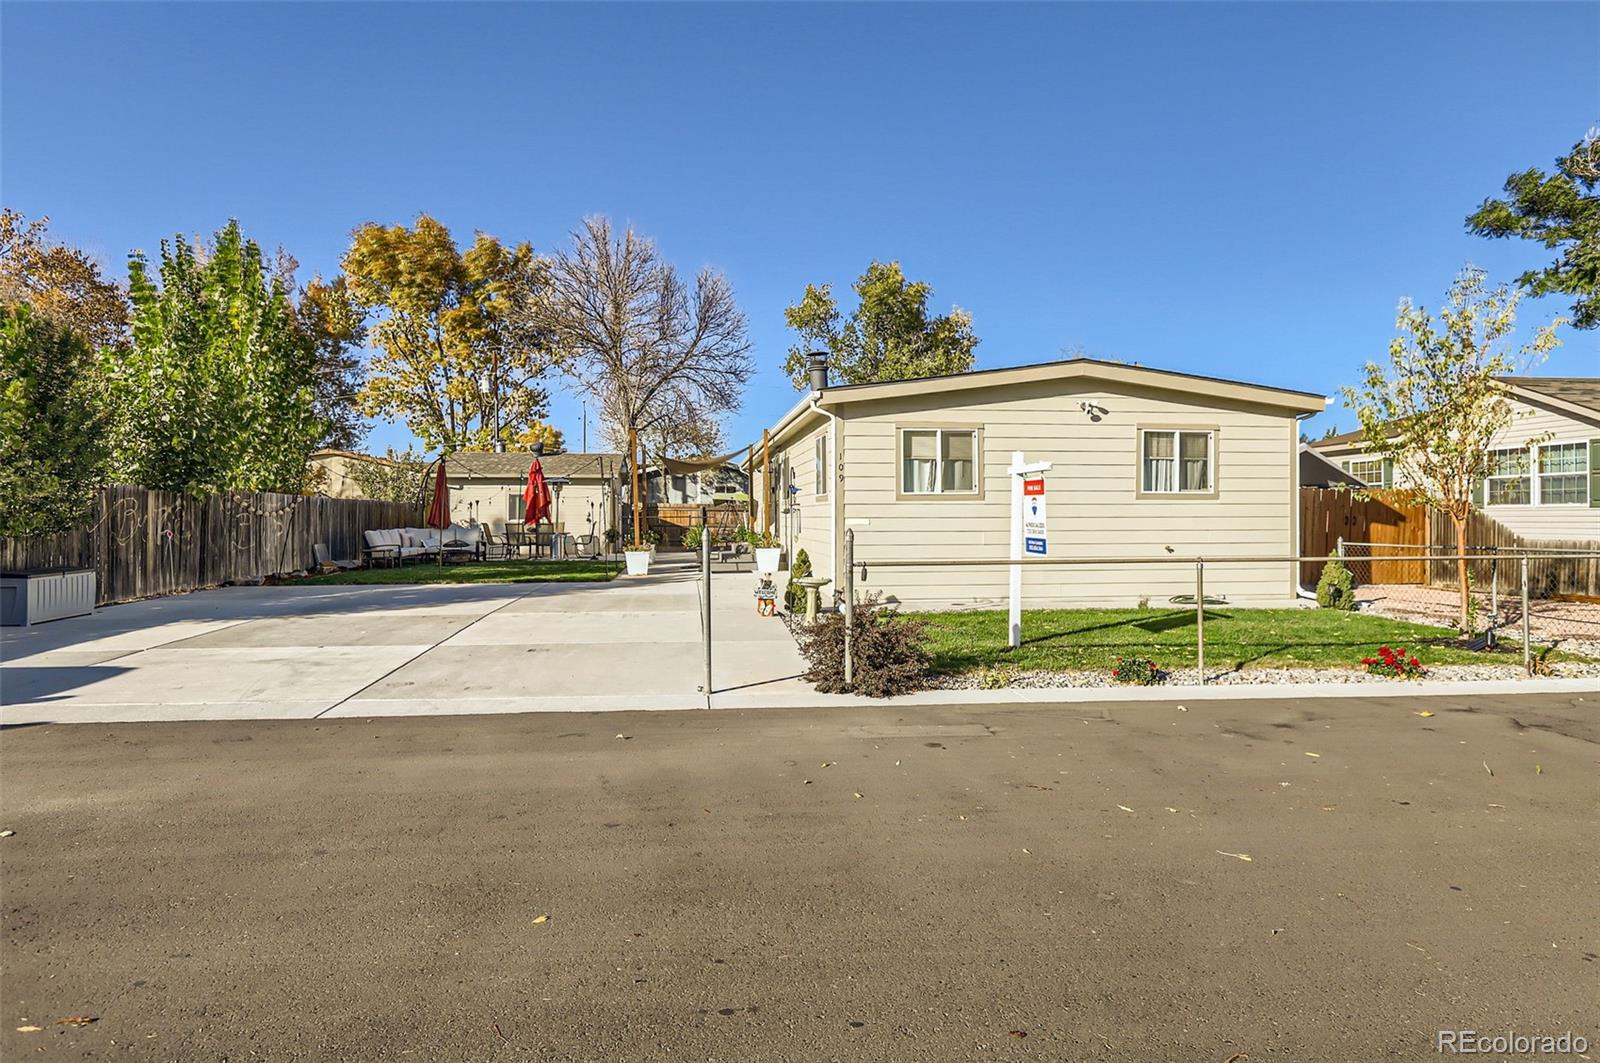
top-left (771, 418), bottom-right (834, 591)
top-left (1318, 398), bottom-right (1599, 542)
top-left (840, 379), bottom-right (1299, 609)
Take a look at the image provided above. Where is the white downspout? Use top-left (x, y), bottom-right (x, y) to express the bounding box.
top-left (810, 395), bottom-right (839, 599)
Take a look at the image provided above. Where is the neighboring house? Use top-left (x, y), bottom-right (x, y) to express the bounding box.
top-left (1298, 444), bottom-right (1367, 489)
top-left (640, 457), bottom-right (750, 505)
top-left (307, 448), bottom-right (395, 499)
top-left (440, 451), bottom-right (623, 538)
top-left (748, 357), bottom-right (1327, 610)
top-left (1311, 377), bottom-right (1600, 541)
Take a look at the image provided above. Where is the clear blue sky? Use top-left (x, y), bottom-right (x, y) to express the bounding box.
top-left (4, 2), bottom-right (1596, 455)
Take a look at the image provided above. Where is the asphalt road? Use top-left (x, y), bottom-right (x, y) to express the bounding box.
top-left (2, 692), bottom-right (1596, 1061)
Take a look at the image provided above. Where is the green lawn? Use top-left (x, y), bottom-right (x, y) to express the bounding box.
top-left (298, 559), bottom-right (620, 586)
top-left (909, 606), bottom-right (1536, 674)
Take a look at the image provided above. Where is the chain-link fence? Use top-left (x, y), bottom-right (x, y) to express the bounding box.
top-left (1337, 542), bottom-right (1600, 657)
top-left (838, 531), bottom-right (1600, 683)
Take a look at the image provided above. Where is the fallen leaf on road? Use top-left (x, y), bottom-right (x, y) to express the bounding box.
top-left (1223, 1053), bottom-right (1249, 1063)
top-left (1177, 704), bottom-right (1187, 711)
top-left (1304, 752), bottom-right (1321, 758)
top-left (16, 1026), bottom-right (40, 1033)
top-left (1165, 807), bottom-right (1179, 813)
top-left (56, 1016), bottom-right (97, 1027)
top-left (1009, 1030), bottom-right (1028, 1038)
top-left (0, 829), bottom-right (14, 838)
top-left (1535, 765), bottom-right (1542, 775)
top-left (1488, 803), bottom-right (1506, 809)
top-left (615, 734), bottom-right (631, 741)
top-left (1483, 761), bottom-right (1494, 777)
top-left (1216, 851), bottom-right (1253, 862)
top-left (1117, 805), bottom-right (1134, 813)
top-left (803, 779), bottom-right (812, 785)
top-left (853, 792), bottom-right (863, 799)
top-left (1021, 848), bottom-right (1031, 854)
top-left (531, 915), bottom-right (548, 925)
top-left (1415, 711), bottom-right (1434, 717)
top-left (821, 762), bottom-right (833, 768)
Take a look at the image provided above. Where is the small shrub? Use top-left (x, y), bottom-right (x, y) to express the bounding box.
top-left (786, 548), bottom-right (813, 613)
top-left (979, 665), bottom-right (1019, 690)
top-left (797, 593), bottom-right (931, 697)
top-left (1317, 555), bottom-right (1357, 611)
top-left (682, 526), bottom-right (703, 551)
top-left (1110, 655), bottom-right (1163, 685)
top-left (1361, 645), bottom-right (1426, 679)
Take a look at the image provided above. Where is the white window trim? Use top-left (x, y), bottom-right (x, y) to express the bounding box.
top-left (896, 426), bottom-right (982, 499)
top-left (1485, 441), bottom-right (1589, 507)
top-left (814, 434), bottom-right (829, 498)
top-left (1342, 457), bottom-right (1385, 484)
top-left (1138, 428), bottom-right (1217, 497)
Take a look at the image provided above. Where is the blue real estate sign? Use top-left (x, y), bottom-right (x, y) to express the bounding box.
top-left (1022, 477), bottom-right (1047, 555)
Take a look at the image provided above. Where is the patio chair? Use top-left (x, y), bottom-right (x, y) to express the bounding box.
top-left (572, 533), bottom-right (599, 559)
top-left (480, 527), bottom-right (512, 561)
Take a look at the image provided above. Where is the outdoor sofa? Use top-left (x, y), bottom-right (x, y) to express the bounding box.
top-left (362, 525), bottom-right (484, 566)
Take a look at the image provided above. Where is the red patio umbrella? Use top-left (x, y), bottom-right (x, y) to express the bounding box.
top-left (523, 457), bottom-right (552, 527)
top-left (426, 456), bottom-right (451, 567)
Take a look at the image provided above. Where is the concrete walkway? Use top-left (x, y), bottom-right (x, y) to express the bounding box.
top-left (0, 558), bottom-right (811, 724)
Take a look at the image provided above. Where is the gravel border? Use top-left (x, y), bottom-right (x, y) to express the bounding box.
top-left (932, 661), bottom-right (1600, 690)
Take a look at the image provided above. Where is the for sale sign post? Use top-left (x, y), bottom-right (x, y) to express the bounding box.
top-left (1022, 477), bottom-right (1046, 554)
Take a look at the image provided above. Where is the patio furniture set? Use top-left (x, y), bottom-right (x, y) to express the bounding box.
top-left (360, 523), bottom-right (604, 568)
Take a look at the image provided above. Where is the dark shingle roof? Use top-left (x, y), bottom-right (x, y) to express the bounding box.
top-left (1502, 377), bottom-right (1600, 416)
top-left (442, 451), bottom-right (622, 481)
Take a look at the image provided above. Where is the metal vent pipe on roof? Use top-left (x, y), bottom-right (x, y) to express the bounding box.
top-left (807, 351), bottom-right (829, 392)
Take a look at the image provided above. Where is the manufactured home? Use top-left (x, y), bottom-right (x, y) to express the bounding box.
top-left (750, 357), bottom-right (1327, 610)
top-left (1311, 377), bottom-right (1600, 542)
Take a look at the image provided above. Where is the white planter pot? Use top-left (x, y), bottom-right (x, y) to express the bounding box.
top-left (754, 547), bottom-right (782, 574)
top-left (625, 550), bottom-right (652, 576)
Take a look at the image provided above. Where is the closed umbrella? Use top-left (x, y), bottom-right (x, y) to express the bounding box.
top-left (426, 456), bottom-right (451, 568)
top-left (523, 458), bottom-right (552, 556)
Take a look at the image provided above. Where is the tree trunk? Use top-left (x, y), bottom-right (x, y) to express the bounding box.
top-left (1453, 513), bottom-right (1470, 632)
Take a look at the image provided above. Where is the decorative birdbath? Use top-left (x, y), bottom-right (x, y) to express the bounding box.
top-left (793, 576), bottom-right (832, 624)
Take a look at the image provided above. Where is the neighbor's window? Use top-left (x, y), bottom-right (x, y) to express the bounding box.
top-left (508, 494), bottom-right (526, 521)
top-left (1141, 430), bottom-right (1213, 493)
top-left (900, 428), bottom-right (979, 495)
top-left (1343, 457), bottom-right (1385, 484)
top-left (1537, 442), bottom-right (1589, 505)
top-left (814, 434), bottom-right (829, 496)
top-left (1484, 446), bottom-right (1531, 506)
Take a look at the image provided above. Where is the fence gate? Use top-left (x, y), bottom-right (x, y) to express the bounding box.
top-left (1300, 488), bottom-right (1427, 585)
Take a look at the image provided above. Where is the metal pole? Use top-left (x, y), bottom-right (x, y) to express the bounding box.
top-left (702, 524), bottom-right (713, 703)
top-left (1195, 560), bottom-right (1206, 685)
top-left (1489, 549), bottom-right (1499, 646)
top-left (1520, 554), bottom-right (1531, 676)
top-left (844, 528), bottom-right (855, 689)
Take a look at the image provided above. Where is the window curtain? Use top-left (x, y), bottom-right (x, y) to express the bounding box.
top-left (903, 430), bottom-right (937, 493)
top-left (1143, 432), bottom-right (1174, 492)
top-left (1179, 432), bottom-right (1209, 491)
top-left (941, 431), bottom-right (975, 492)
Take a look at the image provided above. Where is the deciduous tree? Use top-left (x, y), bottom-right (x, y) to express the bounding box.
top-left (1467, 130), bottom-right (1600, 329)
top-left (105, 221), bottom-right (323, 493)
top-left (296, 275), bottom-right (370, 451)
top-left (347, 445), bottom-right (428, 504)
top-left (783, 261), bottom-right (977, 389)
top-left (542, 217), bottom-right (752, 545)
top-left (342, 215), bottom-right (561, 452)
top-left (1341, 267), bottom-right (1564, 630)
top-left (0, 304), bottom-right (109, 535)
top-left (0, 209), bottom-right (128, 350)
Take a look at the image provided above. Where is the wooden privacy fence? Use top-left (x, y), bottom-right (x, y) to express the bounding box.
top-left (647, 502), bottom-right (749, 549)
top-left (1299, 488), bottom-right (1427, 585)
top-left (1300, 488), bottom-right (1600, 599)
top-left (0, 485), bottom-right (420, 606)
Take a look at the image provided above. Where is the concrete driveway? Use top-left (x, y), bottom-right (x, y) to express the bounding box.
top-left (0, 559), bottom-right (810, 724)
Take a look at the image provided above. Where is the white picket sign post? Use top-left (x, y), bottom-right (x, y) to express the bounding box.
top-left (1008, 451), bottom-right (1053, 649)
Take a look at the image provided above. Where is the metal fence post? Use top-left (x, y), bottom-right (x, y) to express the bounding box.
top-left (1195, 559), bottom-right (1205, 685)
top-left (1336, 536), bottom-right (1344, 561)
top-left (1520, 554), bottom-right (1531, 676)
top-left (843, 528), bottom-right (855, 689)
top-left (702, 525), bottom-right (713, 704)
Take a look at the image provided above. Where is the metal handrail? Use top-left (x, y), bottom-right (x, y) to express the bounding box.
top-left (855, 551), bottom-right (1600, 569)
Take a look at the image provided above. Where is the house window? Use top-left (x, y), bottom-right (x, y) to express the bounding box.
top-left (1484, 447), bottom-right (1531, 506)
top-left (900, 428), bottom-right (980, 495)
top-left (1537, 442), bottom-right (1589, 505)
top-left (1342, 457), bottom-right (1385, 484)
top-left (814, 434), bottom-right (829, 497)
top-left (1141, 429), bottom-right (1213, 494)
top-left (508, 493), bottom-right (526, 521)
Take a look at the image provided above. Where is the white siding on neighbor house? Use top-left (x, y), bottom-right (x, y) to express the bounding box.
top-left (1321, 397), bottom-right (1600, 543)
top-left (770, 417), bottom-right (835, 592)
top-left (446, 478), bottom-right (616, 537)
top-left (839, 379), bottom-right (1301, 609)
